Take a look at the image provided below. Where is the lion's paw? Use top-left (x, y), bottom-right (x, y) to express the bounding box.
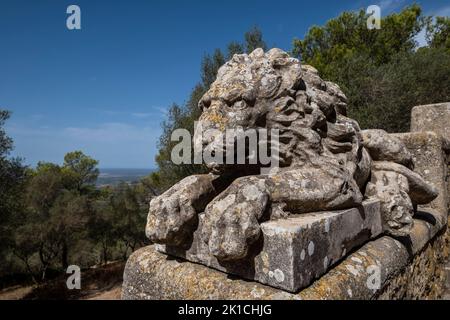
top-left (203, 178), bottom-right (268, 261)
top-left (146, 177), bottom-right (200, 246)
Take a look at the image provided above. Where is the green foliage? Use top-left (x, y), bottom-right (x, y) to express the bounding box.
top-left (0, 110), bottom-right (27, 274)
top-left (62, 151), bottom-right (99, 194)
top-left (108, 183), bottom-right (147, 259)
top-left (8, 152), bottom-right (100, 280)
top-left (27, 162), bottom-right (64, 215)
top-left (227, 41), bottom-right (244, 58)
top-left (244, 26), bottom-right (267, 53)
top-left (292, 4), bottom-right (450, 132)
top-left (347, 47), bottom-right (450, 132)
top-left (2, 147), bottom-right (149, 284)
top-left (292, 5), bottom-right (424, 76)
top-left (0, 110), bottom-right (13, 156)
top-left (427, 16), bottom-right (450, 49)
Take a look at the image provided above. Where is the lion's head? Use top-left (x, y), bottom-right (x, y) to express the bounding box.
top-left (194, 48), bottom-right (368, 185)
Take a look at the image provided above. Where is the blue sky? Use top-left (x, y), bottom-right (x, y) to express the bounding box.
top-left (1, 0), bottom-right (449, 168)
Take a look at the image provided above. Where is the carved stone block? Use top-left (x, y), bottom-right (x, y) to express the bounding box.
top-left (157, 200), bottom-right (382, 292)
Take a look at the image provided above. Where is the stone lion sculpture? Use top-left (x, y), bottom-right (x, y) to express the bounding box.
top-left (146, 48), bottom-right (438, 262)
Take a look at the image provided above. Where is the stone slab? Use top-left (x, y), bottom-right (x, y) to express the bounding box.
top-left (156, 200), bottom-right (382, 293)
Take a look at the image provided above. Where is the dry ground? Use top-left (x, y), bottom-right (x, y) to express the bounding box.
top-left (0, 261), bottom-right (124, 300)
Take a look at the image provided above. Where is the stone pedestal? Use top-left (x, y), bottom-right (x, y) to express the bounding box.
top-left (157, 200), bottom-right (381, 293)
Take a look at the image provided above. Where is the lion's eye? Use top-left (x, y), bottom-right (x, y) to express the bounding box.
top-left (231, 100), bottom-right (248, 110)
top-left (199, 96), bottom-right (211, 110)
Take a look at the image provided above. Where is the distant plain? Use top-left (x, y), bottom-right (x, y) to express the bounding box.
top-left (97, 168), bottom-right (154, 186)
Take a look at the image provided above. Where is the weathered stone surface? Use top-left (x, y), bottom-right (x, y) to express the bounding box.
top-left (157, 200), bottom-right (381, 293)
top-left (202, 176), bottom-right (270, 261)
top-left (364, 160), bottom-right (438, 237)
top-left (146, 174), bottom-right (219, 246)
top-left (371, 161), bottom-right (438, 205)
top-left (123, 245), bottom-right (293, 300)
top-left (406, 208), bottom-right (447, 255)
top-left (378, 225), bottom-right (449, 300)
top-left (365, 170), bottom-right (414, 236)
top-left (122, 207), bottom-right (448, 300)
top-left (392, 132), bottom-right (448, 216)
top-left (146, 48), bottom-right (413, 264)
top-left (361, 129), bottom-right (413, 169)
top-left (411, 102), bottom-right (450, 143)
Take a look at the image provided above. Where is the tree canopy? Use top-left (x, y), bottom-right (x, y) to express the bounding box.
top-left (427, 16), bottom-right (450, 49)
top-left (1, 144), bottom-right (149, 283)
top-left (292, 4), bottom-right (450, 132)
top-left (0, 110), bottom-right (27, 267)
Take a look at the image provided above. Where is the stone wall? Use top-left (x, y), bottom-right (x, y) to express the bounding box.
top-left (377, 228), bottom-right (449, 299)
